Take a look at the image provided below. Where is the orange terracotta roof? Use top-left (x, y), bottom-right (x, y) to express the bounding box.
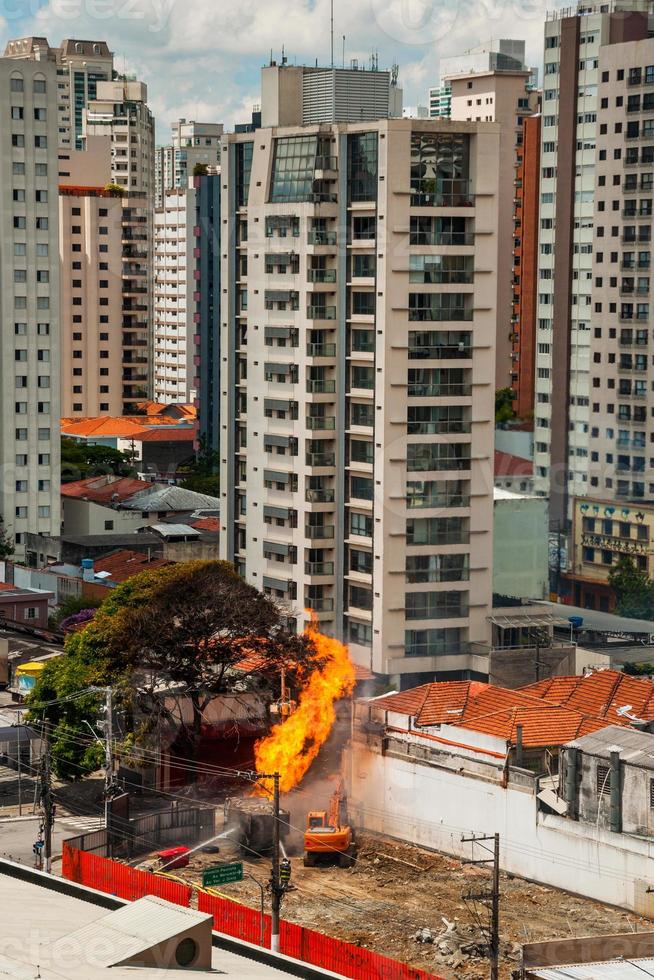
top-left (190, 517), bottom-right (220, 533)
top-left (61, 475), bottom-right (151, 504)
top-left (375, 680), bottom-right (549, 728)
top-left (61, 417), bottom-right (151, 439)
top-left (520, 670), bottom-right (654, 724)
top-left (136, 428), bottom-right (194, 443)
top-left (457, 705), bottom-right (610, 748)
top-left (494, 449), bottom-right (533, 477)
top-left (91, 549), bottom-right (171, 584)
top-left (371, 684), bottom-right (433, 719)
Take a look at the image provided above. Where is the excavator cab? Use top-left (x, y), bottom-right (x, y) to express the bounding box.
top-left (303, 785), bottom-right (356, 868)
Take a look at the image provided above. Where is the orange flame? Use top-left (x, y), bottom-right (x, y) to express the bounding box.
top-left (254, 617), bottom-right (356, 794)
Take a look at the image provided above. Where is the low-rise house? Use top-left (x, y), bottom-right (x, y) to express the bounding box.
top-left (0, 583), bottom-right (54, 630)
top-left (494, 449), bottom-right (534, 494)
top-left (349, 669), bottom-right (654, 915)
top-left (61, 475), bottom-right (219, 537)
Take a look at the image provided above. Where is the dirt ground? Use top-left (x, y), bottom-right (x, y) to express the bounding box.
top-left (138, 819), bottom-right (652, 980)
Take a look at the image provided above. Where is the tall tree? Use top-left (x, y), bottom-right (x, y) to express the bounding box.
top-left (608, 556), bottom-right (654, 619)
top-left (0, 517), bottom-right (14, 561)
top-left (29, 561), bottom-right (315, 777)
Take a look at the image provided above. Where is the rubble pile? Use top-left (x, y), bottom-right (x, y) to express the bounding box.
top-left (413, 917), bottom-right (520, 974)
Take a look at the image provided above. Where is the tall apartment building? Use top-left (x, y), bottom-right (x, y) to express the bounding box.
top-left (0, 56), bottom-right (61, 555)
top-left (429, 41), bottom-right (536, 121)
top-left (192, 172), bottom-right (221, 454)
top-left (428, 81), bottom-right (452, 119)
top-left (3, 37), bottom-right (113, 151)
top-left (155, 119), bottom-right (223, 208)
top-left (533, 0), bottom-right (654, 526)
top-left (511, 114), bottom-right (542, 419)
top-left (59, 140), bottom-right (149, 417)
top-left (85, 79), bottom-right (155, 197)
top-left (260, 61), bottom-right (403, 127)
top-left (153, 187), bottom-right (196, 403)
top-left (440, 40), bottom-right (540, 390)
top-left (219, 119), bottom-right (500, 685)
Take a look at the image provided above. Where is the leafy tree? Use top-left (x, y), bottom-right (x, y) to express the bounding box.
top-left (608, 556), bottom-right (654, 619)
top-left (0, 517), bottom-right (14, 561)
top-left (623, 661), bottom-right (654, 677)
top-left (495, 387), bottom-right (515, 425)
top-left (177, 435), bottom-right (220, 496)
top-left (29, 561), bottom-right (314, 778)
top-left (49, 595), bottom-right (103, 629)
top-left (61, 437), bottom-right (135, 482)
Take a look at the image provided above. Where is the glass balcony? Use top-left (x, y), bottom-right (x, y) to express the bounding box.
top-left (306, 415), bottom-right (336, 430)
top-left (306, 452), bottom-right (335, 467)
top-left (306, 379), bottom-right (336, 393)
top-left (307, 343), bottom-right (336, 357)
top-left (307, 305), bottom-right (336, 319)
top-left (308, 230), bottom-right (337, 245)
top-left (305, 561), bottom-right (335, 576)
top-left (305, 488), bottom-right (335, 503)
top-left (308, 268), bottom-right (337, 283)
top-left (305, 525), bottom-right (335, 539)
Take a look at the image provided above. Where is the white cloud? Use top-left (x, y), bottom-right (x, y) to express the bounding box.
top-left (0, 0), bottom-right (567, 132)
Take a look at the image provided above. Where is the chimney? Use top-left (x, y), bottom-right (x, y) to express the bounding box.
top-left (81, 558), bottom-right (95, 582)
top-left (609, 747), bottom-right (622, 834)
top-left (515, 723), bottom-right (524, 767)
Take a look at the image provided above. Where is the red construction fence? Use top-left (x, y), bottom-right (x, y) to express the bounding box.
top-left (62, 842), bottom-right (441, 980)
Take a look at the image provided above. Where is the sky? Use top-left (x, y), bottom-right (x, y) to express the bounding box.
top-left (0, 0), bottom-right (565, 138)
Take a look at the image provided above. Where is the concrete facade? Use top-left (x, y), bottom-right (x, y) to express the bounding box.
top-left (447, 69), bottom-right (540, 391)
top-left (155, 119), bottom-right (223, 208)
top-left (193, 173), bottom-right (221, 455)
top-left (0, 56), bottom-right (61, 557)
top-left (533, 0), bottom-right (654, 523)
top-left (349, 712), bottom-right (654, 916)
top-left (153, 187), bottom-right (196, 403)
top-left (219, 118), bottom-right (499, 684)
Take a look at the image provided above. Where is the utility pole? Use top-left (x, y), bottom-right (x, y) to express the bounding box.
top-left (40, 721), bottom-right (54, 874)
top-left (104, 686), bottom-right (113, 798)
top-left (16, 710), bottom-right (22, 817)
top-left (461, 832), bottom-right (501, 980)
top-left (270, 771), bottom-right (281, 953)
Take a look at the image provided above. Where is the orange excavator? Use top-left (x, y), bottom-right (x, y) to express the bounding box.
top-left (303, 782), bottom-right (356, 868)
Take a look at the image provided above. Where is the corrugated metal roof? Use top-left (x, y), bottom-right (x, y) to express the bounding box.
top-left (61, 896), bottom-right (211, 967)
top-left (149, 523), bottom-right (200, 538)
top-left (569, 724), bottom-right (654, 768)
top-left (121, 485), bottom-right (220, 511)
top-left (530, 959), bottom-right (654, 978)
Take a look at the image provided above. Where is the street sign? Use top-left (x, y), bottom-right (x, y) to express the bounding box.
top-left (202, 862), bottom-right (244, 887)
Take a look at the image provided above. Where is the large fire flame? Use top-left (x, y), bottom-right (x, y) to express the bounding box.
top-left (254, 618), bottom-right (356, 794)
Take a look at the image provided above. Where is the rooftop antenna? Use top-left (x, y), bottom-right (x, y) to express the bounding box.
top-left (342, 34), bottom-right (345, 69)
top-left (331, 0), bottom-right (334, 68)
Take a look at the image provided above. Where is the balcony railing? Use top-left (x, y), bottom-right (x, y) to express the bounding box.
top-left (307, 305), bottom-right (336, 319)
top-left (307, 343), bottom-right (336, 357)
top-left (305, 596), bottom-right (334, 612)
top-left (305, 525), bottom-right (335, 539)
top-left (306, 452), bottom-right (335, 467)
top-left (408, 383), bottom-right (472, 397)
top-left (306, 415), bottom-right (336, 430)
top-left (308, 268), bottom-right (337, 283)
top-left (408, 345), bottom-right (472, 360)
top-left (409, 308), bottom-right (473, 322)
top-left (305, 488), bottom-right (335, 503)
top-left (307, 379), bottom-right (336, 393)
top-left (308, 230), bottom-right (337, 246)
top-left (305, 561), bottom-right (335, 576)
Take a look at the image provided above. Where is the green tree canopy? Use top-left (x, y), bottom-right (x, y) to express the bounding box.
top-left (29, 561), bottom-right (314, 779)
top-left (495, 387), bottom-right (515, 425)
top-left (61, 437), bottom-right (135, 483)
top-left (608, 555), bottom-right (654, 620)
top-left (0, 517), bottom-right (14, 560)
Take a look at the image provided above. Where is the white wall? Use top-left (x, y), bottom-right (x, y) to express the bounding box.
top-left (349, 736), bottom-right (654, 915)
top-left (493, 494), bottom-right (549, 600)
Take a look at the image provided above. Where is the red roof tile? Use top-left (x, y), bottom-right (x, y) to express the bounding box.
top-left (457, 705), bottom-right (610, 748)
top-left (520, 670), bottom-right (654, 724)
top-left (190, 517), bottom-right (220, 533)
top-left (61, 417), bottom-right (152, 439)
top-left (61, 475), bottom-right (151, 504)
top-left (91, 549), bottom-right (170, 584)
top-left (494, 450), bottom-right (533, 477)
top-left (135, 428), bottom-right (194, 443)
top-left (372, 684), bottom-right (433, 719)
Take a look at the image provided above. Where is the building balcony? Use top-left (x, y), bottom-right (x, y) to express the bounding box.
top-left (618, 389), bottom-right (648, 399)
top-left (306, 379), bottom-right (336, 394)
top-left (407, 383), bottom-right (472, 397)
top-left (305, 525), bottom-right (335, 539)
top-left (307, 305), bottom-right (336, 320)
top-left (619, 313), bottom-right (649, 322)
top-left (305, 488), bottom-right (335, 503)
top-left (305, 596), bottom-right (334, 612)
top-left (307, 230), bottom-right (337, 246)
top-left (306, 415), bottom-right (336, 430)
top-left (306, 452), bottom-right (335, 467)
top-left (305, 561), bottom-right (335, 577)
top-left (308, 268), bottom-right (337, 283)
top-left (307, 343), bottom-right (336, 358)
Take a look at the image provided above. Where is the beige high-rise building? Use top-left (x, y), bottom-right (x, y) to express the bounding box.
top-left (3, 37), bottom-right (113, 151)
top-left (439, 42), bottom-right (540, 391)
top-left (153, 187), bottom-right (196, 403)
top-left (0, 56), bottom-right (61, 556)
top-left (219, 118), bottom-right (499, 685)
top-left (155, 119), bottom-right (223, 208)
